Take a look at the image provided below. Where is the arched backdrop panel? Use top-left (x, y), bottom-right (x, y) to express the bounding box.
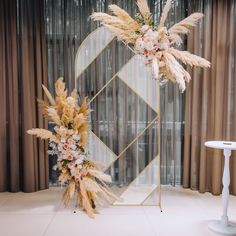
top-left (75, 27), bottom-right (160, 206)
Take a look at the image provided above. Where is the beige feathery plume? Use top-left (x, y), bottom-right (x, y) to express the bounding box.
top-left (90, 191), bottom-right (103, 207)
top-left (91, 12), bottom-right (138, 37)
top-left (159, 0), bottom-right (172, 28)
top-left (70, 89), bottom-right (78, 100)
top-left (90, 12), bottom-right (123, 25)
top-left (58, 171), bottom-right (71, 184)
top-left (104, 24), bottom-right (138, 44)
top-left (42, 84), bottom-right (55, 106)
top-left (100, 186), bottom-right (121, 202)
top-left (79, 131), bottom-right (89, 148)
top-left (55, 77), bottom-right (67, 99)
top-left (169, 13), bottom-right (204, 35)
top-left (37, 99), bottom-right (50, 118)
top-left (168, 33), bottom-right (183, 46)
top-left (137, 0), bottom-right (150, 17)
top-left (108, 4), bottom-right (139, 30)
top-left (79, 179), bottom-right (95, 218)
top-left (91, 12), bottom-right (139, 44)
top-left (88, 169), bottom-right (112, 183)
top-left (78, 97), bottom-right (88, 114)
top-left (61, 103), bottom-right (75, 125)
top-left (82, 177), bottom-right (117, 204)
top-left (27, 128), bottom-right (58, 142)
top-left (73, 113), bottom-right (86, 130)
top-left (76, 188), bottom-right (83, 208)
top-left (164, 52), bottom-right (188, 92)
top-left (82, 177), bottom-right (102, 193)
top-left (47, 107), bottom-right (61, 125)
top-left (63, 179), bottom-right (75, 207)
top-left (169, 48), bottom-right (211, 67)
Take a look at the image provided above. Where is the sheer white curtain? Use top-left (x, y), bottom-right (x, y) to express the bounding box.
top-left (44, 0), bottom-right (186, 186)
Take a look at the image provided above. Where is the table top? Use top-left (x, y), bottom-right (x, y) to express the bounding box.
top-left (205, 141), bottom-right (236, 150)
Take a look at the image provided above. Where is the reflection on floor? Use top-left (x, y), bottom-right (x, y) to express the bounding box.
top-left (0, 186), bottom-right (235, 236)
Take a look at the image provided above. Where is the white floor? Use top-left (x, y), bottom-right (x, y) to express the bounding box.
top-left (0, 186), bottom-right (236, 236)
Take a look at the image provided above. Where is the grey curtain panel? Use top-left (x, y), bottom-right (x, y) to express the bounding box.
top-left (0, 0), bottom-right (48, 192)
top-left (184, 0), bottom-right (236, 195)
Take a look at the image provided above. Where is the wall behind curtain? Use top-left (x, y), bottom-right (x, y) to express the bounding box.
top-left (0, 0), bottom-right (48, 192)
top-left (45, 0), bottom-right (187, 185)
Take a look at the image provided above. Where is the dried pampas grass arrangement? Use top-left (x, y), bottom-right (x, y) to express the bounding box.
top-left (91, 0), bottom-right (211, 92)
top-left (27, 78), bottom-right (119, 218)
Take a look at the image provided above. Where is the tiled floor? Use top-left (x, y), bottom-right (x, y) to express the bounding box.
top-left (0, 186), bottom-right (236, 236)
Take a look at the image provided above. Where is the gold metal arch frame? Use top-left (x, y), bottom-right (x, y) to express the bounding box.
top-left (75, 27), bottom-right (161, 209)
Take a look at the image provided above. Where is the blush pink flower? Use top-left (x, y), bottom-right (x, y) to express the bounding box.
top-left (67, 155), bottom-right (73, 161)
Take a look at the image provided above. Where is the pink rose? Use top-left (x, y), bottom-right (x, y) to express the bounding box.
top-left (67, 155), bottom-right (73, 161)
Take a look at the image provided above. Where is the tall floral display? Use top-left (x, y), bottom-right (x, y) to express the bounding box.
top-left (91, 0), bottom-right (210, 92)
top-left (27, 78), bottom-right (118, 218)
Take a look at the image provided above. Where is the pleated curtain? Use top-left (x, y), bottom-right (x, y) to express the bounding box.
top-left (184, 0), bottom-right (236, 195)
top-left (0, 0), bottom-right (48, 192)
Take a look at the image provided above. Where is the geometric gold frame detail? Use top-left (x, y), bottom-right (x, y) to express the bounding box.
top-left (75, 27), bottom-right (161, 208)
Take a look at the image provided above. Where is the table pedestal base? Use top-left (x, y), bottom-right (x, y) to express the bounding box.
top-left (208, 220), bottom-right (236, 235)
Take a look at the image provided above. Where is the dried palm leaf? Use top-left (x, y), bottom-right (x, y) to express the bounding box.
top-left (159, 0), bottom-right (172, 28)
top-left (169, 48), bottom-right (211, 67)
top-left (169, 13), bottom-right (204, 35)
top-left (137, 0), bottom-right (150, 17)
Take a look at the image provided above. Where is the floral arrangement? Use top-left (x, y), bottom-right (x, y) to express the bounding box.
top-left (27, 78), bottom-right (119, 218)
top-left (91, 0), bottom-right (210, 92)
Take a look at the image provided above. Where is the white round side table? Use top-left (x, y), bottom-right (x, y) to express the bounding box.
top-left (205, 141), bottom-right (236, 235)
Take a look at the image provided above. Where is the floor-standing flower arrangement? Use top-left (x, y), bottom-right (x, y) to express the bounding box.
top-left (27, 78), bottom-right (119, 218)
top-left (91, 0), bottom-right (210, 92)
